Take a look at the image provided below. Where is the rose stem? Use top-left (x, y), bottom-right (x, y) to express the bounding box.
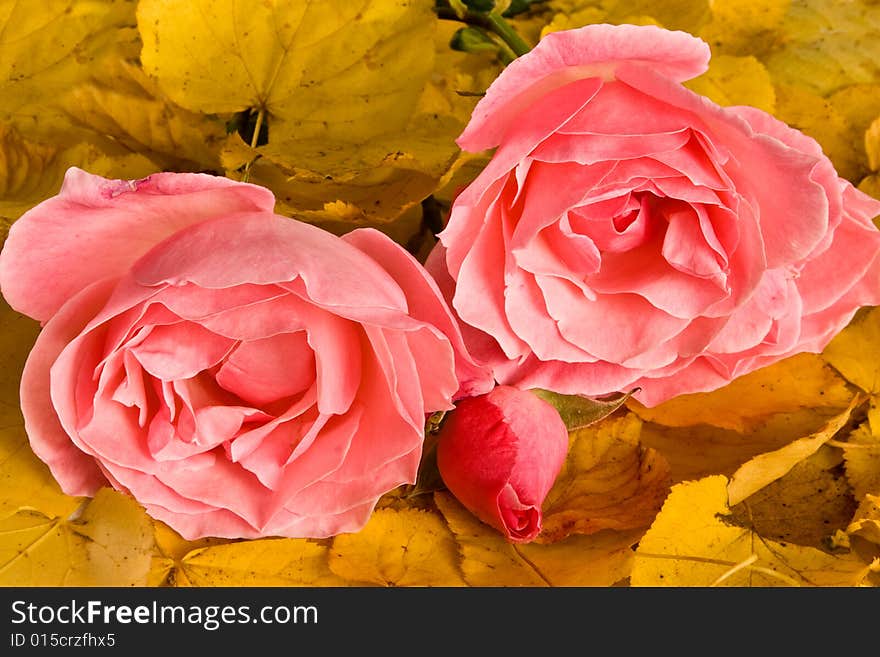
top-left (242, 107), bottom-right (265, 183)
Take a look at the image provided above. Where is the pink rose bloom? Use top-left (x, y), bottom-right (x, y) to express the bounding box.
top-left (0, 168), bottom-right (491, 540)
top-left (436, 385), bottom-right (568, 542)
top-left (428, 24), bottom-right (880, 407)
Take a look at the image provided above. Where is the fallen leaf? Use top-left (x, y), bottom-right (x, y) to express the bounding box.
top-left (435, 492), bottom-right (640, 586)
top-left (0, 488), bottom-right (153, 586)
top-left (171, 537), bottom-right (346, 587)
top-left (537, 413), bottom-right (671, 543)
top-left (847, 494), bottom-right (880, 545)
top-left (631, 476), bottom-right (878, 586)
top-left (138, 0), bottom-right (436, 145)
top-left (639, 408), bottom-right (847, 484)
top-left (773, 82), bottom-right (861, 182)
top-left (698, 0), bottom-right (789, 57)
top-left (628, 353), bottom-right (854, 432)
top-left (328, 508), bottom-right (465, 586)
top-left (0, 298), bottom-right (81, 520)
top-left (0, 0), bottom-right (136, 119)
top-left (839, 421), bottom-right (880, 502)
top-left (686, 54), bottom-right (776, 114)
top-left (729, 446), bottom-right (858, 549)
top-left (764, 0), bottom-right (880, 97)
top-left (147, 521), bottom-right (232, 587)
top-left (727, 394), bottom-right (864, 505)
top-left (822, 306), bottom-right (880, 394)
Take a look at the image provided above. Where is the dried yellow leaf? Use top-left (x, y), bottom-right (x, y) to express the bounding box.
top-left (147, 521), bottom-right (232, 587)
top-left (773, 83), bottom-right (861, 182)
top-left (822, 306), bottom-right (880, 394)
top-left (61, 58), bottom-right (227, 173)
top-left (867, 116), bottom-right (880, 172)
top-left (728, 395), bottom-right (864, 505)
top-left (0, 298), bottom-right (81, 520)
top-left (138, 0), bottom-right (435, 145)
top-left (639, 408), bottom-right (844, 484)
top-left (605, 0), bottom-right (711, 33)
top-left (0, 0), bottom-right (135, 118)
top-left (174, 538), bottom-right (346, 587)
top-left (436, 493), bottom-right (639, 586)
top-left (0, 488), bottom-right (153, 586)
top-left (538, 413), bottom-right (671, 543)
top-left (764, 0), bottom-right (880, 96)
top-left (685, 55), bottom-right (775, 114)
top-left (840, 422), bottom-right (880, 502)
top-left (730, 446), bottom-right (857, 549)
top-left (847, 494), bottom-right (880, 545)
top-left (632, 476), bottom-right (876, 586)
top-left (328, 508), bottom-right (465, 586)
top-left (629, 353), bottom-right (853, 432)
top-left (698, 0), bottom-right (788, 57)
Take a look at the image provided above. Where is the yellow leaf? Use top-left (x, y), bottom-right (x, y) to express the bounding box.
top-left (628, 353), bottom-right (854, 432)
top-left (729, 446), bottom-right (857, 549)
top-left (639, 406), bottom-right (856, 485)
top-left (148, 521), bottom-right (232, 587)
top-left (0, 0), bottom-right (136, 118)
top-left (764, 0), bottom-right (880, 97)
top-left (138, 0), bottom-right (436, 145)
top-left (858, 176), bottom-right (880, 220)
top-left (435, 492), bottom-right (640, 586)
top-left (631, 476), bottom-right (877, 586)
top-left (172, 538), bottom-right (346, 587)
top-left (822, 306), bottom-right (880, 394)
top-left (60, 58), bottom-right (228, 172)
top-left (0, 298), bottom-right (81, 520)
top-left (538, 414), bottom-right (671, 543)
top-left (420, 18), bottom-right (501, 126)
top-left (867, 116), bottom-right (880, 172)
top-left (828, 84), bottom-right (880, 181)
top-left (773, 83), bottom-right (861, 182)
top-left (847, 494), bottom-right (880, 545)
top-left (840, 421), bottom-right (880, 502)
top-left (0, 124), bottom-right (63, 221)
top-left (539, 7), bottom-right (607, 38)
top-left (727, 394), bottom-right (864, 505)
top-left (328, 508), bottom-right (465, 586)
top-left (0, 126), bottom-right (161, 224)
top-left (698, 0), bottom-right (789, 57)
top-left (685, 55), bottom-right (776, 114)
top-left (0, 488), bottom-right (153, 586)
top-left (605, 0), bottom-right (711, 33)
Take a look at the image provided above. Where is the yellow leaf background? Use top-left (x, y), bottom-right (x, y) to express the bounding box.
top-left (1, 0), bottom-right (879, 587)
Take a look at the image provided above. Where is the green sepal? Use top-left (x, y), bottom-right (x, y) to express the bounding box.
top-left (450, 25), bottom-right (501, 54)
top-left (405, 411), bottom-right (449, 498)
top-left (530, 388), bottom-right (639, 432)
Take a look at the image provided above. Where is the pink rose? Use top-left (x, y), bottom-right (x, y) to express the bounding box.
top-left (428, 24), bottom-right (880, 407)
top-left (436, 385), bottom-right (569, 542)
top-left (0, 168), bottom-right (491, 539)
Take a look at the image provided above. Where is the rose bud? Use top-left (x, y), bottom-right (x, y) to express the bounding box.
top-left (436, 385), bottom-right (569, 542)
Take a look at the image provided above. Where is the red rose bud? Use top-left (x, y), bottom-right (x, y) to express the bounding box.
top-left (436, 385), bottom-right (569, 542)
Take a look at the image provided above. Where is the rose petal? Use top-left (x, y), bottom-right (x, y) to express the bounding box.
top-left (342, 228), bottom-right (491, 399)
top-left (20, 279), bottom-right (115, 496)
top-left (0, 168), bottom-right (275, 323)
top-left (458, 24), bottom-right (710, 152)
top-left (129, 322), bottom-right (236, 380)
top-left (132, 212), bottom-right (408, 317)
top-left (216, 332), bottom-right (315, 406)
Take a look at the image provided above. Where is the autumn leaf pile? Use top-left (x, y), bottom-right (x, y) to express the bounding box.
top-left (1, 0), bottom-right (880, 587)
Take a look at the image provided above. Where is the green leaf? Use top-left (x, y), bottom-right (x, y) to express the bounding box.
top-left (531, 388), bottom-right (637, 431)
